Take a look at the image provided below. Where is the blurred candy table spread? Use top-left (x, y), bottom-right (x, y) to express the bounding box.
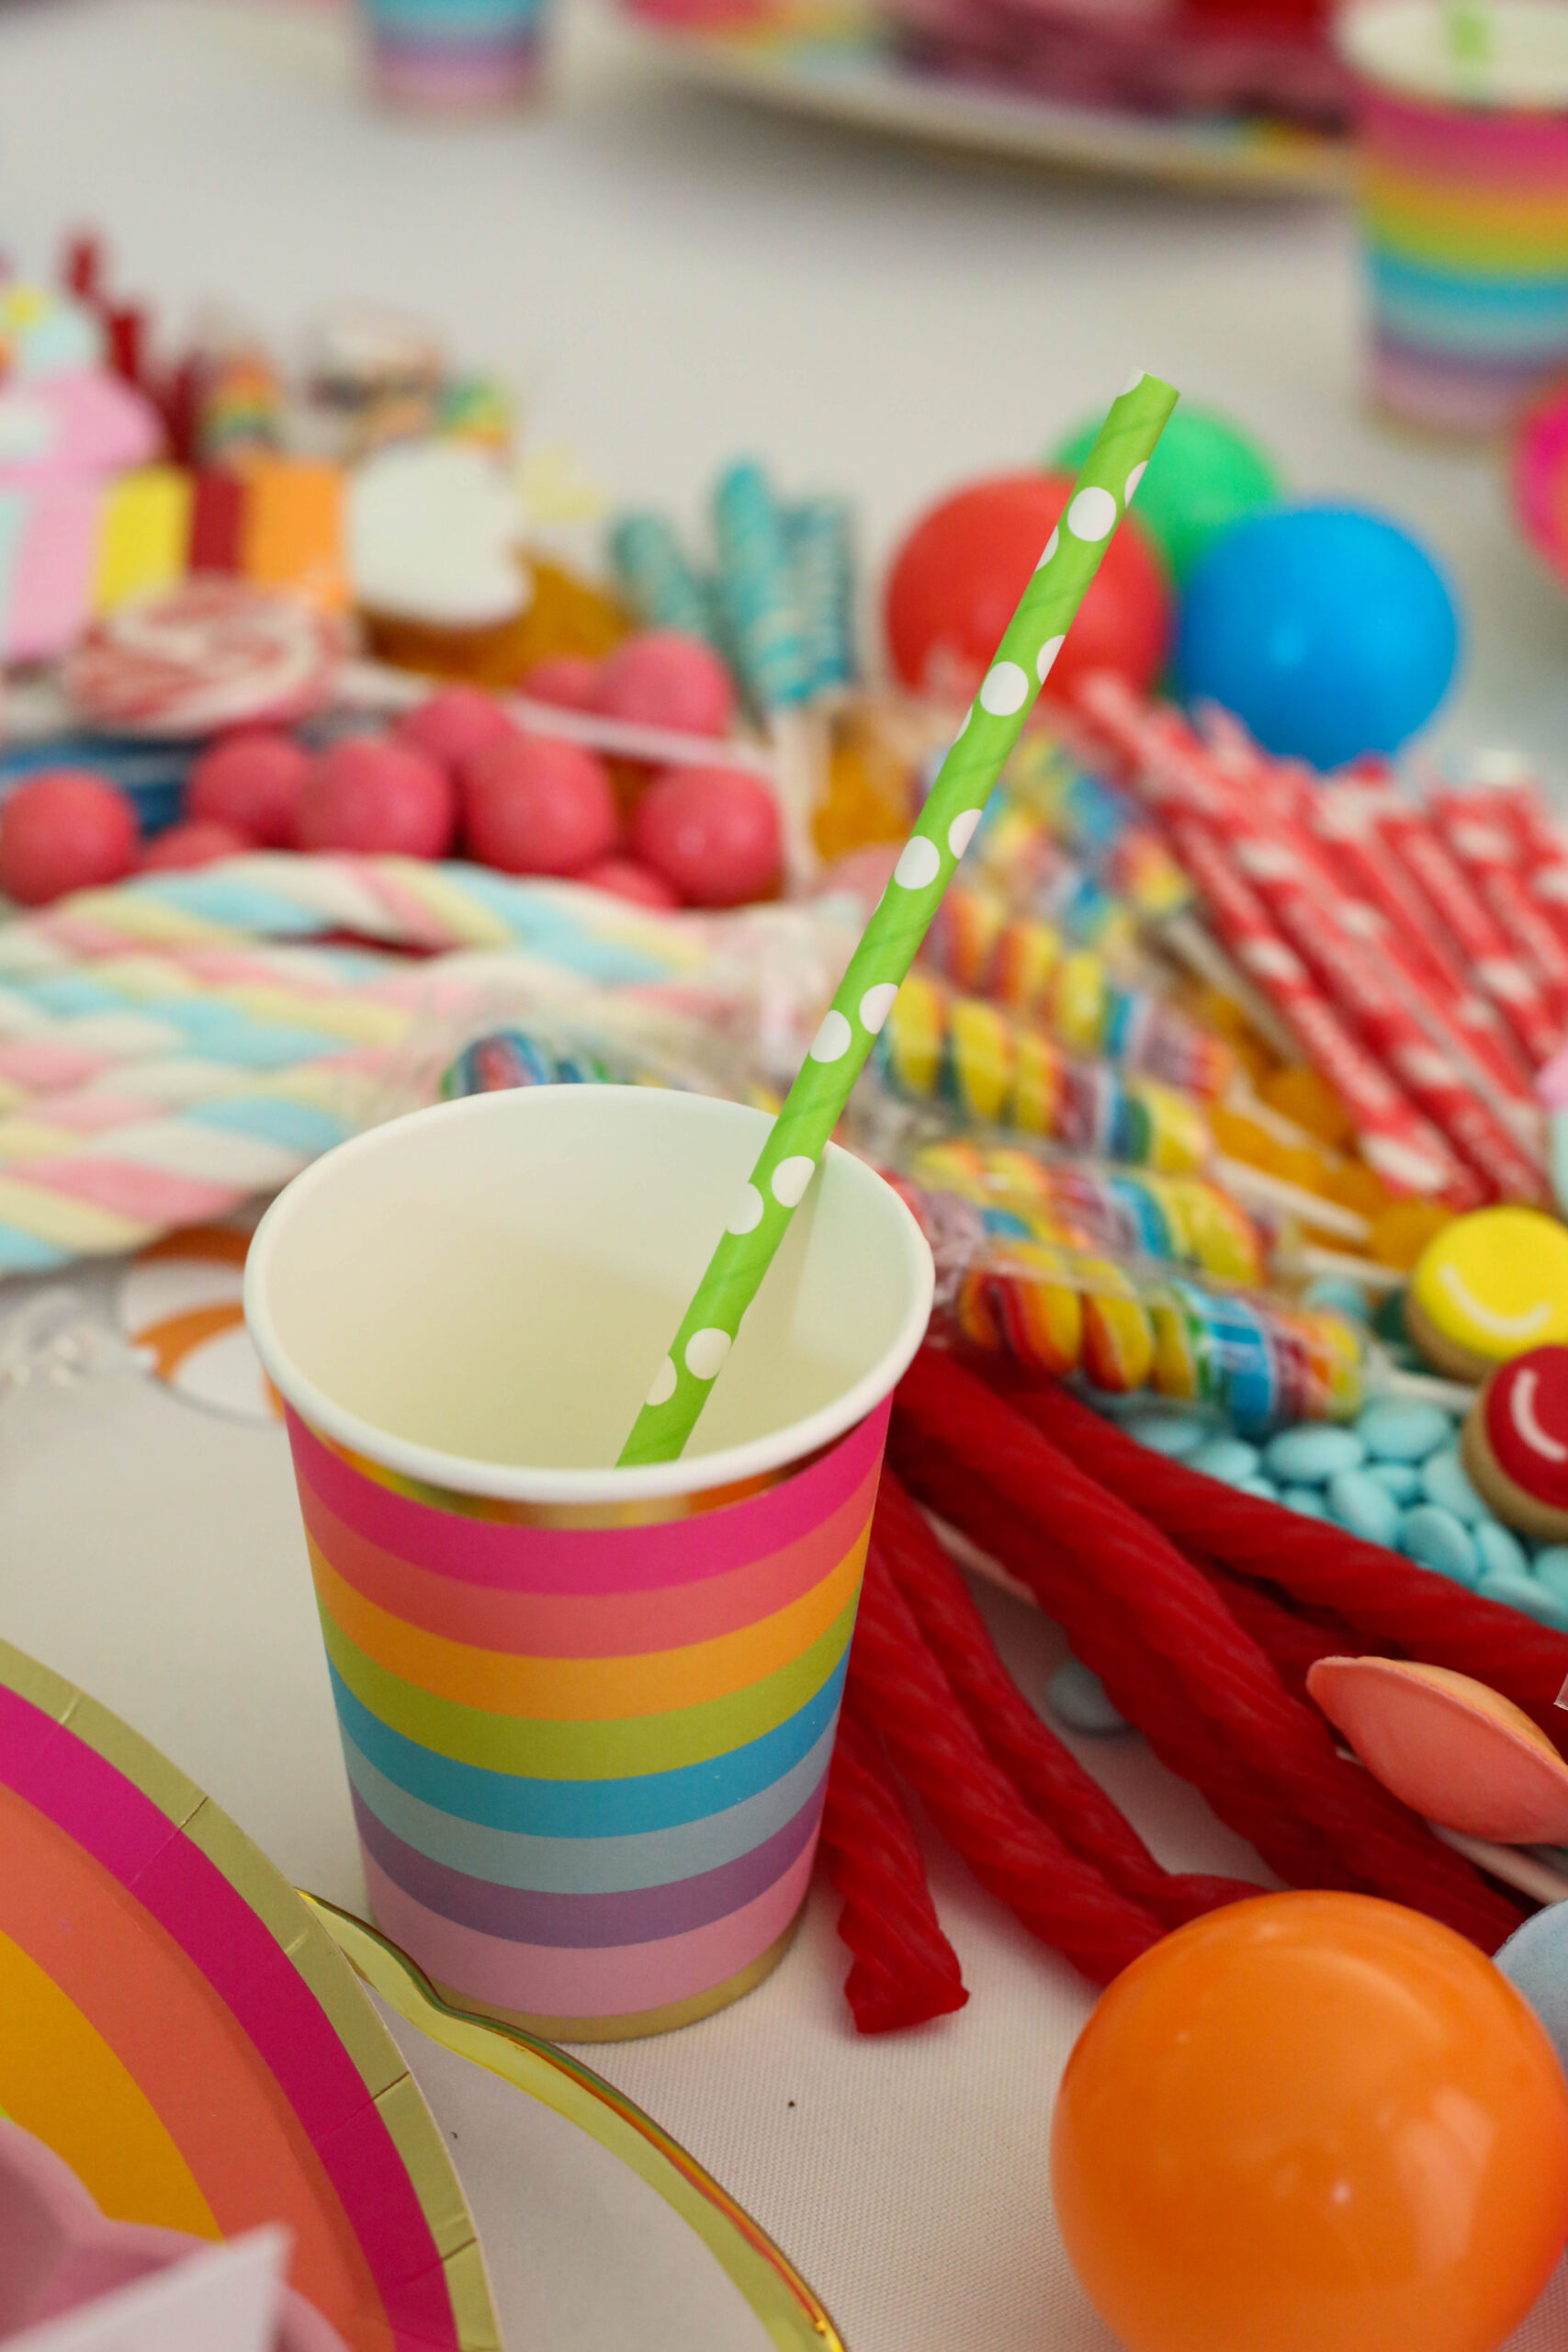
top-left (4, 1282), bottom-right (1567, 2352)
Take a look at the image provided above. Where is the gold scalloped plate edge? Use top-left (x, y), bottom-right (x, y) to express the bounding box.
top-left (302, 1894), bottom-right (848, 2352)
top-left (0, 1637), bottom-right (500, 2352)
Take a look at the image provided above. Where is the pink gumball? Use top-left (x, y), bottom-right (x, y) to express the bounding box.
top-left (186, 730), bottom-right (310, 848)
top-left (0, 771), bottom-right (139, 906)
top-left (631, 765), bottom-right (782, 907)
top-left (464, 737), bottom-right (619, 876)
top-left (578, 855), bottom-right (681, 910)
top-left (396, 686), bottom-right (515, 773)
top-left (521, 656), bottom-right (602, 714)
top-left (595, 631), bottom-right (735, 739)
top-left (295, 738), bottom-right (457, 858)
top-left (140, 820), bottom-right (254, 873)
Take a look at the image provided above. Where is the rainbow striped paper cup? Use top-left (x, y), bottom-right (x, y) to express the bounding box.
top-left (246, 1086), bottom-right (931, 2040)
top-left (1341, 0), bottom-right (1568, 438)
top-left (360, 0), bottom-right (548, 109)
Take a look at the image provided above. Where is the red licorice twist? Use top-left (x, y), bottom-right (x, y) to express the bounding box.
top-left (851, 1539), bottom-right (1168, 1983)
top-left (1194, 1555), bottom-right (1376, 1701)
top-left (874, 1470), bottom-right (1263, 1925)
top-left (818, 1697), bottom-right (969, 2034)
top-left (894, 1348), bottom-right (1523, 1950)
top-left (897, 1430), bottom-right (1369, 1896)
top-left (1014, 1381), bottom-right (1568, 1719)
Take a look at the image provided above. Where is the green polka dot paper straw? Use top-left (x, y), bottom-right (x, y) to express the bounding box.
top-left (618, 369), bottom-right (1179, 1468)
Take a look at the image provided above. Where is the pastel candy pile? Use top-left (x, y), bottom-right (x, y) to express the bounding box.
top-left (1111, 1389), bottom-right (1568, 1633)
top-left (0, 854), bottom-right (706, 1271)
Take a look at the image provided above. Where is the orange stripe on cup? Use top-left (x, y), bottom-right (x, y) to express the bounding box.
top-left (308, 1530), bottom-right (869, 1721)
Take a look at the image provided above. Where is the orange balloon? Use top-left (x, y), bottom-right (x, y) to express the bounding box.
top-left (1051, 1893), bottom-right (1568, 2352)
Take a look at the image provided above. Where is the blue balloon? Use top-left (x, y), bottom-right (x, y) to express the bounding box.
top-left (1175, 504), bottom-right (1461, 770)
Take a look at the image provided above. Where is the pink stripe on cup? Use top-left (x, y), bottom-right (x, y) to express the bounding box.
top-left (299, 1457), bottom-right (879, 1656)
top-left (1360, 88), bottom-right (1568, 186)
top-left (363, 1843), bottom-right (814, 2019)
top-left (285, 1398), bottom-right (889, 1596)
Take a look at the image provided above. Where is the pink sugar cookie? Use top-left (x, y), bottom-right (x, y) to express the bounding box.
top-left (1308, 1656), bottom-right (1568, 1844)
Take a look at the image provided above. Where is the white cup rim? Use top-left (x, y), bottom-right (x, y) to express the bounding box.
top-left (244, 1088), bottom-right (934, 1504)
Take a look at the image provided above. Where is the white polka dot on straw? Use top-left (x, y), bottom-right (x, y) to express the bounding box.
top-left (860, 982), bottom-right (898, 1033)
top-left (772, 1156), bottom-right (816, 1207)
top-left (1036, 635), bottom-right (1066, 682)
top-left (980, 662), bottom-right (1028, 716)
top-left (727, 1182), bottom-right (763, 1235)
top-left (810, 1010), bottom-right (852, 1063)
top-left (645, 1357), bottom-right (677, 1408)
top-left (895, 836), bottom-right (942, 891)
top-left (1067, 487), bottom-right (1118, 542)
top-left (1122, 367), bottom-right (1145, 394)
top-left (1035, 527), bottom-right (1060, 571)
top-left (1126, 461), bottom-right (1147, 502)
top-left (684, 1329), bottom-right (731, 1381)
top-left (948, 808), bottom-right (982, 859)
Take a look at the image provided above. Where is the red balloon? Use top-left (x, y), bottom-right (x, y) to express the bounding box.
top-left (0, 771), bottom-right (139, 906)
top-left (884, 470), bottom-right (1170, 704)
top-left (140, 820), bottom-right (254, 872)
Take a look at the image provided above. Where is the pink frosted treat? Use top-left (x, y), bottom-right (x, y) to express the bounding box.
top-left (578, 854), bottom-right (681, 910)
top-left (520, 655), bottom-right (603, 713)
top-left (463, 735), bottom-right (620, 876)
top-left (0, 771), bottom-right (140, 905)
top-left (395, 684), bottom-right (515, 772)
top-left (140, 820), bottom-right (254, 872)
top-left (631, 763), bottom-right (781, 906)
top-left (186, 730), bottom-right (311, 847)
top-left (295, 738), bottom-right (457, 858)
top-left (595, 629), bottom-right (736, 738)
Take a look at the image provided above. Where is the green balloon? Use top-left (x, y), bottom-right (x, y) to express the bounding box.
top-left (1047, 404), bottom-right (1282, 584)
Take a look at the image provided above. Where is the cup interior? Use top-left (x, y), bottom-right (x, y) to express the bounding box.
top-left (245, 1087), bottom-right (932, 1501)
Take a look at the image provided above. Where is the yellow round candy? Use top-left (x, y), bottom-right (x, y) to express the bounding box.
top-left (1409, 1207), bottom-right (1568, 1379)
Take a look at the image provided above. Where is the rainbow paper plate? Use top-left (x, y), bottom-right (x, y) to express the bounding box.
top-left (0, 1638), bottom-right (498, 2352)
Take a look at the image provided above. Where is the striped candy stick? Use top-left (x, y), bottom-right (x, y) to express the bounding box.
top-left (618, 371), bottom-right (1179, 1467)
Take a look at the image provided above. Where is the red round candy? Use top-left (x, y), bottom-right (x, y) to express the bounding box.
top-left (595, 631), bottom-right (735, 739)
top-left (0, 771), bottom-right (140, 906)
top-left (186, 729), bottom-right (310, 848)
top-left (295, 738), bottom-right (457, 858)
top-left (463, 736), bottom-right (620, 876)
top-left (578, 855), bottom-right (681, 910)
top-left (395, 686), bottom-right (515, 773)
top-left (521, 656), bottom-right (602, 714)
top-left (885, 470), bottom-right (1171, 703)
top-left (140, 820), bottom-right (254, 873)
top-left (631, 765), bottom-right (781, 908)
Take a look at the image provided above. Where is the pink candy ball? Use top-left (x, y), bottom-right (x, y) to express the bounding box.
top-left (0, 771), bottom-right (140, 906)
top-left (186, 730), bottom-right (310, 849)
top-left (295, 738), bottom-right (457, 858)
top-left (579, 855), bottom-right (681, 910)
top-left (141, 820), bottom-right (254, 873)
top-left (631, 765), bottom-right (782, 908)
top-left (595, 631), bottom-right (736, 740)
top-left (463, 736), bottom-right (620, 876)
top-left (396, 686), bottom-right (515, 773)
top-left (521, 656), bottom-right (602, 714)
